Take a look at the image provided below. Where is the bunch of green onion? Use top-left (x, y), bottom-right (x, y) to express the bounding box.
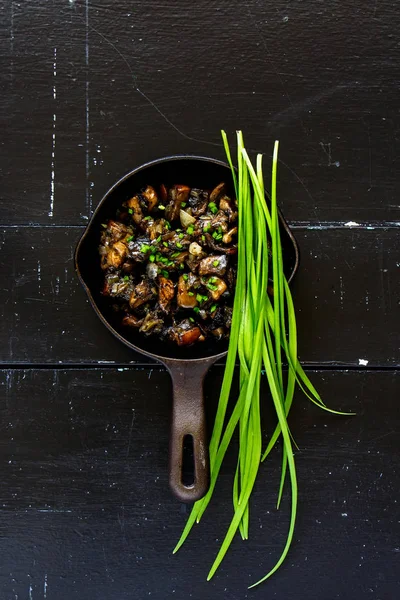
top-left (173, 131), bottom-right (349, 587)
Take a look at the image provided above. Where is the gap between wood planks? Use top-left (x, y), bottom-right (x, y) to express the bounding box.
top-left (0, 363), bottom-right (398, 372)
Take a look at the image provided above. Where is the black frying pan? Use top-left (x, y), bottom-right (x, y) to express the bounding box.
top-left (74, 156), bottom-right (299, 503)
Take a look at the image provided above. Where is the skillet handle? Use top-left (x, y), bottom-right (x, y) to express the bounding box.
top-left (164, 358), bottom-right (215, 503)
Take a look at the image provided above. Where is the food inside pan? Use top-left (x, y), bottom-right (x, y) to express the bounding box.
top-left (99, 183), bottom-right (238, 346)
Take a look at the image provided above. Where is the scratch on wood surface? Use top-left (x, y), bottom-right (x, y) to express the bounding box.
top-left (319, 141), bottom-right (340, 167)
top-left (49, 47), bottom-right (57, 218)
top-left (126, 408), bottom-right (136, 457)
top-left (85, 0), bottom-right (91, 216)
top-left (43, 574), bottom-right (48, 599)
top-left (77, 15), bottom-right (221, 148)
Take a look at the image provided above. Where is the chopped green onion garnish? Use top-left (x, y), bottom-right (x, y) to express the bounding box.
top-left (187, 226), bottom-right (194, 235)
top-left (179, 263), bottom-right (185, 269)
top-left (149, 254), bottom-right (155, 262)
top-left (176, 242), bottom-right (183, 248)
top-left (123, 275), bottom-right (129, 281)
top-left (158, 204), bottom-right (165, 210)
top-left (188, 291), bottom-right (194, 297)
top-left (196, 294), bottom-right (203, 303)
top-left (128, 208), bottom-right (133, 214)
top-left (210, 304), bottom-right (217, 313)
top-left (178, 233), bottom-right (184, 239)
top-left (181, 202), bottom-right (187, 208)
top-left (202, 235), bottom-right (206, 242)
top-left (126, 235), bottom-right (134, 242)
top-left (189, 317), bottom-right (195, 323)
top-left (208, 202), bottom-right (218, 214)
top-left (156, 235), bottom-right (162, 243)
top-left (212, 260), bottom-right (219, 267)
top-left (101, 223), bottom-right (107, 228)
top-left (144, 216), bottom-right (152, 221)
top-left (140, 244), bottom-right (151, 253)
top-left (161, 270), bottom-right (169, 278)
top-left (172, 252), bottom-right (180, 258)
top-left (193, 306), bottom-right (200, 313)
top-left (183, 274), bottom-right (188, 281)
top-left (212, 231), bottom-right (218, 239)
top-left (163, 241), bottom-right (168, 248)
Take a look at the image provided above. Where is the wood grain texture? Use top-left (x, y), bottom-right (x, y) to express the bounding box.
top-left (1, 0), bottom-right (400, 224)
top-left (0, 226), bottom-right (398, 366)
top-left (2, 1), bottom-right (400, 598)
top-left (0, 368), bottom-right (398, 600)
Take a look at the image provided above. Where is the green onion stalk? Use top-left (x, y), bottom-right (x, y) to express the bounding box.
top-left (173, 131), bottom-right (352, 587)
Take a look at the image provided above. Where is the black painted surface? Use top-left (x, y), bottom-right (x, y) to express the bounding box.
top-left (1, 1), bottom-right (399, 599)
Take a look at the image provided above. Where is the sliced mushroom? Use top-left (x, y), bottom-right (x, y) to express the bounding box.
top-left (177, 275), bottom-right (198, 309)
top-left (165, 184), bottom-right (191, 221)
top-left (107, 220), bottom-right (130, 242)
top-left (126, 195), bottom-right (143, 224)
top-left (198, 254), bottom-right (228, 276)
top-left (105, 241), bottom-right (128, 269)
top-left (169, 319), bottom-right (202, 346)
top-left (209, 182), bottom-right (226, 203)
top-left (158, 276), bottom-right (175, 312)
top-left (122, 314), bottom-right (143, 328)
top-left (142, 185), bottom-right (158, 211)
top-left (208, 276), bottom-right (227, 301)
top-left (219, 196), bottom-right (237, 222)
top-left (129, 279), bottom-right (155, 309)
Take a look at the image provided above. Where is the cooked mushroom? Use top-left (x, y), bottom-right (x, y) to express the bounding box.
top-left (169, 319), bottom-right (202, 346)
top-left (122, 314), bottom-right (143, 328)
top-left (209, 182), bottom-right (225, 203)
top-left (105, 241), bottom-right (128, 269)
top-left (222, 227), bottom-right (238, 245)
top-left (198, 255), bottom-right (228, 277)
top-left (142, 185), bottom-right (158, 211)
top-left (139, 311), bottom-right (164, 334)
top-left (207, 276), bottom-right (227, 301)
top-left (126, 195), bottom-right (143, 224)
top-left (129, 279), bottom-right (155, 309)
top-left (158, 276), bottom-right (175, 312)
top-left (177, 275), bottom-right (198, 308)
top-left (165, 184), bottom-right (191, 221)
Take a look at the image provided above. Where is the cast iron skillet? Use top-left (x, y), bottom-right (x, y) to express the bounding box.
top-left (75, 155), bottom-right (299, 503)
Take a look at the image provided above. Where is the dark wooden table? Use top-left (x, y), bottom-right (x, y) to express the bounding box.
top-left (1, 1), bottom-right (399, 599)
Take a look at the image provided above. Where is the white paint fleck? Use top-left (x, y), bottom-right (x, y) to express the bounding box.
top-left (28, 584), bottom-right (33, 600)
top-left (282, 16), bottom-right (289, 22)
top-left (44, 574), bottom-right (48, 598)
top-left (37, 261), bottom-right (41, 293)
top-left (55, 276), bottom-right (60, 295)
top-left (339, 275), bottom-right (344, 306)
top-left (358, 358), bottom-right (369, 366)
top-left (341, 512), bottom-right (348, 517)
top-left (344, 221), bottom-right (360, 228)
top-left (49, 47), bottom-right (57, 218)
top-left (64, 267), bottom-right (68, 284)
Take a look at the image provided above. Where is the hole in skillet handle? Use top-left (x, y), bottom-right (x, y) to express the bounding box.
top-left (181, 434), bottom-right (195, 487)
